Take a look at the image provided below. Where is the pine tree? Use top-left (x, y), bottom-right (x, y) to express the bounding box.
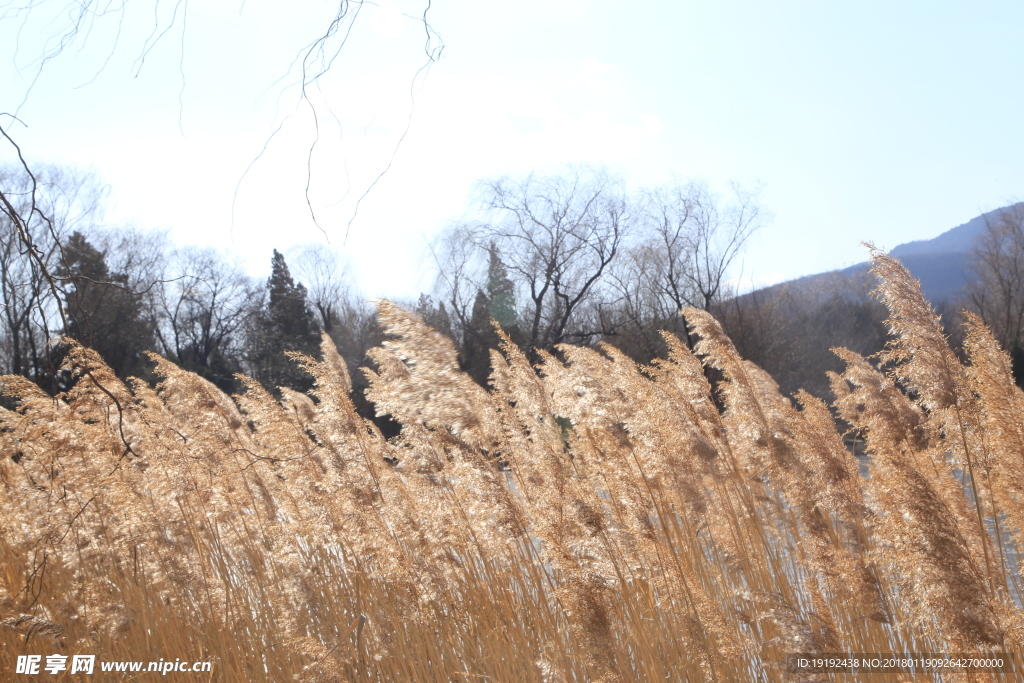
top-left (416, 294), bottom-right (454, 339)
top-left (460, 245), bottom-right (520, 386)
top-left (461, 290), bottom-right (492, 385)
top-left (57, 231), bottom-right (156, 383)
top-left (247, 250), bottom-right (321, 393)
top-left (485, 244), bottom-right (517, 329)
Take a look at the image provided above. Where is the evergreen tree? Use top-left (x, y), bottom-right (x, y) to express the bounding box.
top-left (416, 293), bottom-right (454, 338)
top-left (461, 289), bottom-right (492, 386)
top-left (460, 246), bottom-right (520, 386)
top-left (57, 231), bottom-right (156, 382)
top-left (247, 250), bottom-right (321, 393)
top-left (485, 244), bottom-right (518, 329)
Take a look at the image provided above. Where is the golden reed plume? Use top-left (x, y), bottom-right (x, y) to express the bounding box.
top-left (1, 253), bottom-right (1021, 681)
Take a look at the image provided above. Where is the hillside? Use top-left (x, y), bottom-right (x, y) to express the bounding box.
top-left (720, 203), bottom-right (1023, 399)
top-left (762, 203), bottom-right (1022, 305)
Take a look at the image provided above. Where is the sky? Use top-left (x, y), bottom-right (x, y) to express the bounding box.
top-left (2, 0), bottom-right (1023, 300)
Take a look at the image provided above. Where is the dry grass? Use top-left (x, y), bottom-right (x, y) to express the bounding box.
top-left (1, 253), bottom-right (1022, 681)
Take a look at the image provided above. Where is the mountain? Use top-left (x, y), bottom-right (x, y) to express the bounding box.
top-left (835, 252), bottom-right (971, 304)
top-left (770, 203), bottom-right (1023, 305)
top-left (890, 210), bottom-right (997, 258)
top-left (720, 203), bottom-right (1024, 400)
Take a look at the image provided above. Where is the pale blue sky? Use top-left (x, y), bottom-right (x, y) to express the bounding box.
top-left (2, 0), bottom-right (1022, 299)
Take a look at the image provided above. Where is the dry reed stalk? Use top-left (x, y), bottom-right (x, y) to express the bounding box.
top-left (869, 248), bottom-right (1002, 584)
top-left (536, 341), bottom-right (723, 679)
top-left (683, 307), bottom-right (881, 675)
top-left (362, 305), bottom-right (528, 578)
top-left (4, 275), bottom-right (1024, 681)
top-left (831, 347), bottom-right (1003, 650)
top-left (962, 313), bottom-right (1024, 548)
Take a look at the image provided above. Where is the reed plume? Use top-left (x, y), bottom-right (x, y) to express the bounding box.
top-left (2, 250), bottom-right (1023, 681)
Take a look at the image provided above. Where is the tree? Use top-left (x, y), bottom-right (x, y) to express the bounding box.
top-left (489, 170), bottom-right (629, 352)
top-left (625, 181), bottom-right (761, 348)
top-left (246, 249), bottom-right (322, 393)
top-left (484, 243), bottom-right (518, 330)
top-left (155, 247), bottom-right (260, 393)
top-left (567, 180), bottom-right (763, 361)
top-left (291, 242), bottom-right (378, 378)
top-left (461, 289), bottom-right (494, 385)
top-left (415, 294), bottom-right (453, 339)
top-left (968, 203), bottom-right (1024, 383)
top-left (293, 244), bottom-right (354, 335)
top-left (0, 165), bottom-right (104, 384)
top-left (432, 222), bottom-right (487, 341)
top-left (436, 168), bottom-right (631, 358)
top-left (431, 170), bottom-right (766, 380)
top-left (58, 230), bottom-right (157, 381)
top-left (291, 243), bottom-right (382, 432)
top-left (455, 244), bottom-right (520, 385)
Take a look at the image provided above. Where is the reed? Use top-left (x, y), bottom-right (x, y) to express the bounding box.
top-left (1, 253), bottom-right (1020, 681)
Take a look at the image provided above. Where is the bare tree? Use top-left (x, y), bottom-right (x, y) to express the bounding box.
top-left (432, 222), bottom-right (491, 335)
top-left (432, 171), bottom-right (765, 372)
top-left (292, 244), bottom-right (355, 335)
top-left (968, 203), bottom-right (1024, 377)
top-left (155, 247), bottom-right (260, 389)
top-left (95, 227), bottom-right (168, 294)
top-left (638, 180), bottom-right (762, 314)
top-left (440, 168), bottom-right (632, 354)
top-left (604, 180), bottom-right (762, 356)
top-left (292, 242), bottom-right (377, 374)
top-left (0, 164), bottom-right (105, 381)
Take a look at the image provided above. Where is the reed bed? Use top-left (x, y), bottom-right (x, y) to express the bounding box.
top-left (1, 250), bottom-right (1022, 681)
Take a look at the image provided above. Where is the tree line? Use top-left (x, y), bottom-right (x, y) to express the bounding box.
top-left (425, 168), bottom-right (762, 385)
top-left (0, 165), bottom-right (374, 401)
top-left (4, 162), bottom-right (1022, 414)
top-left (0, 164), bottom-right (762, 400)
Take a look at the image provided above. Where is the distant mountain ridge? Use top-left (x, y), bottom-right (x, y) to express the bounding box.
top-left (724, 203), bottom-right (1023, 400)
top-left (764, 203), bottom-right (1023, 305)
top-left (890, 208), bottom-right (1004, 258)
